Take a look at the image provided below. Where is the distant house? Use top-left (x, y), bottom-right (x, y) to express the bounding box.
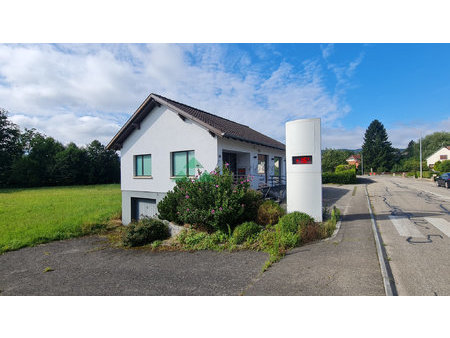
top-left (107, 93), bottom-right (286, 225)
top-left (346, 154), bottom-right (361, 168)
top-left (426, 146), bottom-right (450, 168)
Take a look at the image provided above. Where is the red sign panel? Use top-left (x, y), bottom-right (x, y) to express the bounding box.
top-left (292, 155), bottom-right (312, 165)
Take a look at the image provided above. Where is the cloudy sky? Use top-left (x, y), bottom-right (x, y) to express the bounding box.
top-left (0, 43), bottom-right (449, 149)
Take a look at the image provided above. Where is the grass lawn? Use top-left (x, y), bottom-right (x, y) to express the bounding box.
top-left (0, 184), bottom-right (121, 254)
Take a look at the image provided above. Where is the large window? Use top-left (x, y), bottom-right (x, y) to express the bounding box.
top-left (135, 154), bottom-right (152, 177)
top-left (172, 150), bottom-right (195, 177)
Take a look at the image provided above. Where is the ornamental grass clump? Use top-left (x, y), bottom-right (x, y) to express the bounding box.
top-left (157, 165), bottom-right (262, 232)
top-left (256, 200), bottom-right (285, 226)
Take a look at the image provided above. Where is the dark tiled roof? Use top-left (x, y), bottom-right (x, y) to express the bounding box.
top-left (107, 93), bottom-right (285, 151)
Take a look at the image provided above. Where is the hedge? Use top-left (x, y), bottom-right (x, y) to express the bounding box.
top-left (322, 169), bottom-right (356, 184)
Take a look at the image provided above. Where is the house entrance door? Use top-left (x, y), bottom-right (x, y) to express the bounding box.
top-left (222, 152), bottom-right (237, 176)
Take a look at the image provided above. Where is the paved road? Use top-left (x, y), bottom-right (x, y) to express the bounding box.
top-left (367, 176), bottom-right (450, 296)
top-left (245, 182), bottom-right (385, 295)
top-left (0, 236), bottom-right (268, 295)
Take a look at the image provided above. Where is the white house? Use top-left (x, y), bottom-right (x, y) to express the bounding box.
top-left (426, 146), bottom-right (450, 168)
top-left (107, 93), bottom-right (286, 225)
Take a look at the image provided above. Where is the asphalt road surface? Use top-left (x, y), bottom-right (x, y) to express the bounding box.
top-left (367, 175), bottom-right (450, 296)
top-left (0, 237), bottom-right (268, 296)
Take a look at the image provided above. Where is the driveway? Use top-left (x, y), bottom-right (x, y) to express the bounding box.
top-left (0, 236), bottom-right (268, 296)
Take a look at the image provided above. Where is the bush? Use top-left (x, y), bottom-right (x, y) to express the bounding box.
top-left (440, 160), bottom-right (450, 173)
top-left (233, 222), bottom-right (262, 244)
top-left (322, 169), bottom-right (356, 184)
top-left (238, 189), bottom-right (263, 224)
top-left (335, 164), bottom-right (355, 173)
top-left (123, 217), bottom-right (170, 247)
top-left (278, 211), bottom-right (315, 234)
top-left (256, 200), bottom-right (285, 226)
top-left (157, 190), bottom-right (183, 224)
top-left (157, 166), bottom-right (262, 232)
top-left (421, 171), bottom-right (432, 179)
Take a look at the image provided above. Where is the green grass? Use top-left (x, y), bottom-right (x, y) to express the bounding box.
top-left (0, 184), bottom-right (121, 254)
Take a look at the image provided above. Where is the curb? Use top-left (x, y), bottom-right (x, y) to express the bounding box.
top-left (365, 184), bottom-right (397, 296)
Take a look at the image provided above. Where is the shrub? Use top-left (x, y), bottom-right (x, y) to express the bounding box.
top-left (301, 223), bottom-right (322, 243)
top-left (123, 217), bottom-right (170, 247)
top-left (233, 222), bottom-right (262, 244)
top-left (322, 169), bottom-right (356, 184)
top-left (335, 164), bottom-right (355, 173)
top-left (157, 166), bottom-right (261, 232)
top-left (278, 212), bottom-right (315, 234)
top-left (256, 200), bottom-right (285, 226)
top-left (439, 160), bottom-right (450, 173)
top-left (238, 189), bottom-right (263, 224)
top-left (157, 190), bottom-right (183, 224)
top-left (421, 171), bottom-right (432, 179)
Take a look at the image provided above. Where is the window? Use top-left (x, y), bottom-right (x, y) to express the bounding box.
top-left (258, 154), bottom-right (267, 174)
top-left (440, 155), bottom-right (448, 160)
top-left (172, 150), bottom-right (195, 177)
top-left (274, 156), bottom-right (282, 176)
top-left (135, 154), bottom-right (151, 176)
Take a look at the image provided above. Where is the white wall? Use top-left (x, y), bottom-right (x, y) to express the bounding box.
top-left (120, 105), bottom-right (218, 193)
top-left (217, 137), bottom-right (286, 189)
top-left (426, 147), bottom-right (450, 167)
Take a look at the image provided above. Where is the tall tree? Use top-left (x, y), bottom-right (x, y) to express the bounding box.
top-left (53, 142), bottom-right (89, 186)
top-left (362, 119), bottom-right (395, 172)
top-left (86, 140), bottom-right (120, 184)
top-left (0, 109), bottom-right (22, 187)
top-left (9, 130), bottom-right (64, 187)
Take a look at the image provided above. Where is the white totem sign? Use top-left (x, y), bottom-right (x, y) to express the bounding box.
top-left (285, 118), bottom-right (322, 222)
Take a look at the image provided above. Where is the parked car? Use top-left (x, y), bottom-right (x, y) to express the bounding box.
top-left (436, 173), bottom-right (450, 188)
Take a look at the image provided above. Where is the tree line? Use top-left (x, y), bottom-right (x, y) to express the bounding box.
top-left (0, 108), bottom-right (120, 188)
top-left (322, 119), bottom-right (449, 174)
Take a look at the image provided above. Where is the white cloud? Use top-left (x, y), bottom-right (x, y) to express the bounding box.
top-left (321, 44), bottom-right (334, 59)
top-left (387, 117), bottom-right (450, 148)
top-left (0, 43), bottom-right (357, 147)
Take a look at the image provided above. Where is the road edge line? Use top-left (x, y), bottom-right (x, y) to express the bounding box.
top-left (365, 184), bottom-right (396, 296)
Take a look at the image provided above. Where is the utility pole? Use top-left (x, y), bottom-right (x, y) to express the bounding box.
top-left (419, 132), bottom-right (423, 179)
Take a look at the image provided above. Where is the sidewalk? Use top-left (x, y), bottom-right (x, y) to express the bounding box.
top-left (244, 184), bottom-right (385, 296)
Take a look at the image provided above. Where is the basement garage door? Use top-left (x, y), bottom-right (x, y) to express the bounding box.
top-left (131, 197), bottom-right (157, 221)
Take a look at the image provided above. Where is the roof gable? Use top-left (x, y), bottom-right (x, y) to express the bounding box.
top-left (107, 93), bottom-right (285, 151)
top-left (426, 146), bottom-right (450, 160)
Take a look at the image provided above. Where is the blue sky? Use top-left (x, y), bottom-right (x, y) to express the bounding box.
top-left (0, 43), bottom-right (448, 149)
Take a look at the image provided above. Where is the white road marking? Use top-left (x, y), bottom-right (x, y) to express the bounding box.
top-left (389, 215), bottom-right (425, 238)
top-left (424, 218), bottom-right (450, 238)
